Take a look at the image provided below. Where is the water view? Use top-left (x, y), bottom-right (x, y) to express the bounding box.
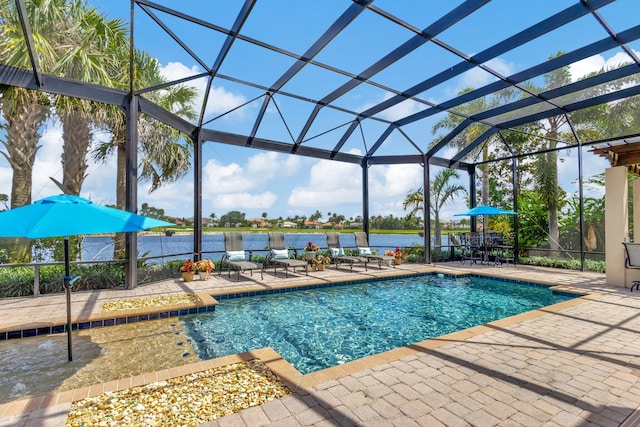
top-left (80, 233), bottom-right (434, 263)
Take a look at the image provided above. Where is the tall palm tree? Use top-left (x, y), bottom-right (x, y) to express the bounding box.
top-left (94, 50), bottom-right (196, 258)
top-left (403, 168), bottom-right (466, 248)
top-left (534, 53), bottom-right (572, 254)
top-left (432, 87), bottom-right (518, 231)
top-left (0, 0), bottom-right (68, 260)
top-left (52, 3), bottom-right (127, 196)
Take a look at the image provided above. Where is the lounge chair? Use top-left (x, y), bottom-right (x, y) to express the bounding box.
top-left (325, 232), bottom-right (368, 271)
top-left (623, 242), bottom-right (640, 291)
top-left (267, 232), bottom-right (308, 277)
top-left (353, 232), bottom-right (395, 268)
top-left (219, 232), bottom-right (263, 281)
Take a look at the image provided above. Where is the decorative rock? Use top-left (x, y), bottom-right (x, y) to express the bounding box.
top-left (66, 359), bottom-right (291, 426)
top-left (102, 294), bottom-right (202, 313)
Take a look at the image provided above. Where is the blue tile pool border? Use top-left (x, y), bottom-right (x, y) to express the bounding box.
top-left (0, 304), bottom-right (216, 341)
top-left (215, 272), bottom-right (584, 301)
top-left (0, 272), bottom-right (582, 341)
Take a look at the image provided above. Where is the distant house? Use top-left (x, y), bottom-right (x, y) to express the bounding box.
top-left (249, 218), bottom-right (272, 228)
top-left (304, 220), bottom-right (322, 229)
top-left (183, 217), bottom-right (214, 227)
top-left (167, 217), bottom-right (185, 226)
top-left (281, 221), bottom-right (298, 228)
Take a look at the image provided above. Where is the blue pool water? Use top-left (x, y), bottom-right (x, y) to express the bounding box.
top-left (181, 275), bottom-right (574, 374)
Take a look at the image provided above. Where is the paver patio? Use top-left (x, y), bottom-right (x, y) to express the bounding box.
top-left (1, 261), bottom-right (640, 426)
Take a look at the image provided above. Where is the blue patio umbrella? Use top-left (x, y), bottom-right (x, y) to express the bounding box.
top-left (0, 195), bottom-right (174, 361)
top-left (454, 205), bottom-right (517, 262)
top-left (454, 205), bottom-right (517, 217)
top-left (454, 205), bottom-right (517, 235)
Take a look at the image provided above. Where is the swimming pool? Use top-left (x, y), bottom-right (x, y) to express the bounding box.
top-left (181, 275), bottom-right (575, 374)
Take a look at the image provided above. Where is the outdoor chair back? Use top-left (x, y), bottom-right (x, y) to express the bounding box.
top-left (623, 242), bottom-right (640, 291)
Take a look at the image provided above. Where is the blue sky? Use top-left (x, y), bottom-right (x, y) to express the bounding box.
top-left (1, 1), bottom-right (636, 221)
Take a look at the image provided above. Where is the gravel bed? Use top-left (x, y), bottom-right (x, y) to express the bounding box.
top-left (66, 359), bottom-right (291, 426)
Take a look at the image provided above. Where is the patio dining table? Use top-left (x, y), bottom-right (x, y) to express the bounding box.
top-left (461, 231), bottom-right (506, 265)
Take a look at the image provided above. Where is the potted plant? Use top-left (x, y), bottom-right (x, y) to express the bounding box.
top-left (180, 260), bottom-right (197, 282)
top-left (312, 254), bottom-right (331, 270)
top-left (195, 259), bottom-right (214, 280)
top-left (385, 247), bottom-right (407, 265)
top-left (304, 241), bottom-right (319, 255)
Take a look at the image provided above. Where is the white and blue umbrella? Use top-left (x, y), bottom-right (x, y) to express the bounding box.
top-left (0, 195), bottom-right (174, 361)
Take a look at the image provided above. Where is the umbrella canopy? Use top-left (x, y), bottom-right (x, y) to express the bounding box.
top-left (0, 195), bottom-right (174, 361)
top-left (454, 205), bottom-right (517, 217)
top-left (0, 194), bottom-right (173, 239)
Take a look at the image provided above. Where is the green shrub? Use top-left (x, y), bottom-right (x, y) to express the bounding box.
top-left (518, 256), bottom-right (605, 273)
top-left (0, 263), bottom-right (126, 298)
top-left (405, 245), bottom-right (424, 262)
top-left (0, 267), bottom-right (36, 297)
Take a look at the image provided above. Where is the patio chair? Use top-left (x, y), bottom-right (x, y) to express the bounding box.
top-left (266, 232), bottom-right (308, 277)
top-left (460, 232), bottom-right (482, 265)
top-left (623, 242), bottom-right (640, 291)
top-left (448, 233), bottom-right (463, 261)
top-left (219, 232), bottom-right (263, 281)
top-left (353, 232), bottom-right (395, 268)
top-left (325, 232), bottom-right (368, 271)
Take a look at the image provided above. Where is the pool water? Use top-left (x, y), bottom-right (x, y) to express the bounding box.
top-left (181, 275), bottom-right (573, 374)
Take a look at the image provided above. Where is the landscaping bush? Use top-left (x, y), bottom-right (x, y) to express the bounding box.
top-left (518, 256), bottom-right (605, 273)
top-left (0, 263), bottom-right (126, 298)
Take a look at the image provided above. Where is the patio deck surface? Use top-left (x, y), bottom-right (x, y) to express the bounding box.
top-left (1, 261), bottom-right (640, 426)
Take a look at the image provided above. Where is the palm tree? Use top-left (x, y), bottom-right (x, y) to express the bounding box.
top-left (0, 0), bottom-right (68, 261)
top-left (52, 3), bottom-right (127, 195)
top-left (309, 210), bottom-right (322, 221)
top-left (93, 50), bottom-right (196, 258)
top-left (403, 169), bottom-right (466, 248)
top-left (432, 87), bottom-right (518, 231)
top-left (534, 53), bottom-right (572, 254)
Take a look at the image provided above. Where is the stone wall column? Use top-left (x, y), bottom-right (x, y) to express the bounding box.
top-left (634, 179), bottom-right (640, 243)
top-left (605, 166), bottom-right (629, 287)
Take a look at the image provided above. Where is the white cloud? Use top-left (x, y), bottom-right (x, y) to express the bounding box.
top-left (159, 62), bottom-right (249, 120)
top-left (370, 164), bottom-right (423, 197)
top-left (213, 192), bottom-right (278, 210)
top-left (460, 58), bottom-right (514, 89)
top-left (569, 50), bottom-right (639, 81)
top-left (203, 151), bottom-right (300, 194)
top-left (200, 151), bottom-right (301, 216)
top-left (357, 92), bottom-right (424, 121)
top-left (288, 158), bottom-right (362, 207)
top-left (0, 166), bottom-right (12, 200)
top-left (31, 126), bottom-right (66, 200)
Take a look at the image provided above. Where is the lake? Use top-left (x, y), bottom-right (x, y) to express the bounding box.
top-left (80, 232), bottom-right (445, 263)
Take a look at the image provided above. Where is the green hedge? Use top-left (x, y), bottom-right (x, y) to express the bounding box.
top-left (518, 256), bottom-right (606, 273)
top-left (0, 264), bottom-right (126, 298)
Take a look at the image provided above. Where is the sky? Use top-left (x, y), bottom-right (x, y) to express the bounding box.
top-left (1, 1), bottom-right (637, 222)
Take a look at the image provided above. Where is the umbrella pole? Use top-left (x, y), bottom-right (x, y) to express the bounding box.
top-left (64, 236), bottom-right (73, 362)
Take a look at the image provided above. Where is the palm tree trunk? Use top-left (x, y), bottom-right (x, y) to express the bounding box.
top-left (60, 110), bottom-right (91, 195)
top-left (434, 212), bottom-right (441, 249)
top-left (547, 139), bottom-right (560, 255)
top-left (482, 147), bottom-right (490, 232)
top-left (1, 94), bottom-right (48, 262)
top-left (113, 141), bottom-right (127, 259)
